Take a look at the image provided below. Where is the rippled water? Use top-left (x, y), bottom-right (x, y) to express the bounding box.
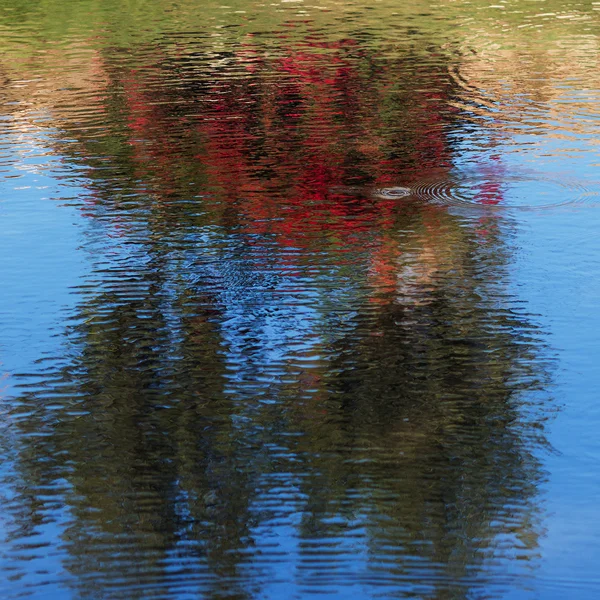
top-left (1, 0), bottom-right (600, 598)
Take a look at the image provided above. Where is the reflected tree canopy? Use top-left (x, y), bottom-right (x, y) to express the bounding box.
top-left (4, 32), bottom-right (553, 600)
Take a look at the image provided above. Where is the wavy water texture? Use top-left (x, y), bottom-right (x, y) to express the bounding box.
top-left (3, 0), bottom-right (600, 598)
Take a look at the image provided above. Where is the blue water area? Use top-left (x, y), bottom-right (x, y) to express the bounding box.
top-left (1, 2), bottom-right (600, 598)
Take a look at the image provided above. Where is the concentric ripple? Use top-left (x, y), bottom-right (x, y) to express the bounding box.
top-left (333, 176), bottom-right (597, 210)
top-left (372, 186), bottom-right (412, 199)
top-left (410, 173), bottom-right (598, 210)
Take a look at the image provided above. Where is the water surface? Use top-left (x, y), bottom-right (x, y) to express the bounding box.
top-left (1, 1), bottom-right (600, 598)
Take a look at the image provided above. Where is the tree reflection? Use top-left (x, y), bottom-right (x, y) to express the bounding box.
top-left (5, 34), bottom-right (552, 599)
top-left (281, 213), bottom-right (548, 596)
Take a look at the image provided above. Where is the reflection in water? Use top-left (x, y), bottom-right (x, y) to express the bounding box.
top-left (0, 17), bottom-right (555, 600)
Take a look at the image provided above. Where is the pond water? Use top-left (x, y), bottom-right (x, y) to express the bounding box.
top-left (1, 0), bottom-right (600, 598)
